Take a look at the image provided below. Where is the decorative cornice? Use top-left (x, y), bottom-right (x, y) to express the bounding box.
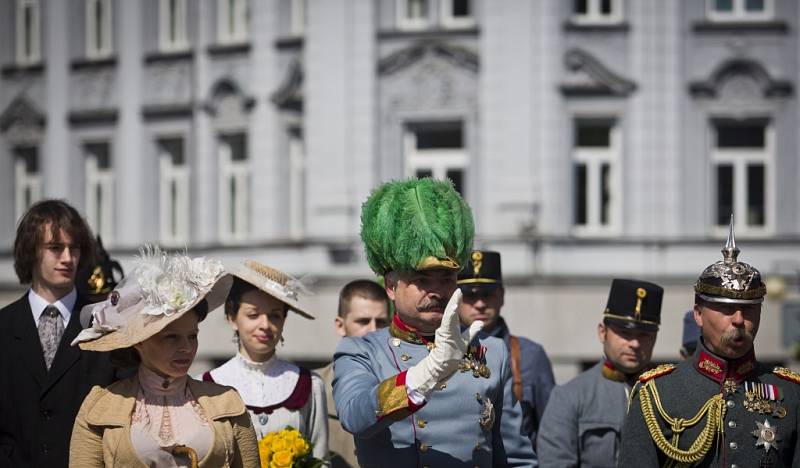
top-left (70, 56), bottom-right (117, 70)
top-left (68, 109), bottom-right (118, 126)
top-left (201, 78), bottom-right (256, 116)
top-left (377, 41), bottom-right (479, 75)
top-left (271, 59), bottom-right (303, 112)
top-left (0, 94), bottom-right (45, 133)
top-left (206, 43), bottom-right (251, 56)
top-left (560, 48), bottom-right (636, 97)
top-left (143, 50), bottom-right (194, 64)
top-left (689, 58), bottom-right (792, 98)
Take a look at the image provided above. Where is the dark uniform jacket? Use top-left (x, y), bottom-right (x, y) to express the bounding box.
top-left (0, 293), bottom-right (119, 468)
top-left (489, 317), bottom-right (555, 445)
top-left (620, 340), bottom-right (800, 468)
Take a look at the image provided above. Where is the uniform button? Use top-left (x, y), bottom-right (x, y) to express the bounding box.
top-left (728, 420), bottom-right (736, 428)
top-left (420, 443), bottom-right (429, 452)
top-left (417, 419), bottom-right (427, 428)
top-left (729, 441), bottom-right (738, 450)
top-left (726, 400), bottom-right (735, 408)
top-left (731, 465), bottom-right (739, 468)
top-left (392, 338), bottom-right (401, 347)
top-left (400, 354), bottom-right (411, 361)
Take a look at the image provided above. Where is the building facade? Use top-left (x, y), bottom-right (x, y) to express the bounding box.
top-left (1, 0), bottom-right (799, 379)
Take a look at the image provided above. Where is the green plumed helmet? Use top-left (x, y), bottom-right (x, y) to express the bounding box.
top-left (360, 178), bottom-right (475, 275)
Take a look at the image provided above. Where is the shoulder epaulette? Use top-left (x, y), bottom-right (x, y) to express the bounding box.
top-left (773, 366), bottom-right (800, 385)
top-left (638, 364), bottom-right (677, 383)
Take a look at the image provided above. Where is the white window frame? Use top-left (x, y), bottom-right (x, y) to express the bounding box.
top-left (288, 128), bottom-right (305, 240)
top-left (158, 138), bottom-right (189, 246)
top-left (85, 142), bottom-right (114, 244)
top-left (217, 0), bottom-right (249, 44)
top-left (85, 0), bottom-right (113, 59)
top-left (290, 0), bottom-right (305, 36)
top-left (217, 133), bottom-right (249, 243)
top-left (571, 120), bottom-right (621, 236)
top-left (396, 0), bottom-right (430, 31)
top-left (440, 0), bottom-right (476, 29)
top-left (13, 147), bottom-right (41, 222)
top-left (706, 0), bottom-right (773, 22)
top-left (159, 0), bottom-right (188, 52)
top-left (710, 122), bottom-right (774, 237)
top-left (403, 126), bottom-right (468, 195)
top-left (15, 0), bottom-right (41, 65)
top-left (571, 0), bottom-right (624, 25)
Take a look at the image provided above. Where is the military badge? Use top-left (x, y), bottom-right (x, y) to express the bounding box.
top-left (723, 378), bottom-right (738, 396)
top-left (460, 344), bottom-right (490, 378)
top-left (744, 381), bottom-right (784, 415)
top-left (475, 393), bottom-right (495, 430)
top-left (752, 419), bottom-right (780, 452)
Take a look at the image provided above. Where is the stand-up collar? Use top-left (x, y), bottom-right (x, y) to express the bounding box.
top-left (601, 357), bottom-right (646, 386)
top-left (693, 339), bottom-right (757, 385)
top-left (389, 315), bottom-right (436, 345)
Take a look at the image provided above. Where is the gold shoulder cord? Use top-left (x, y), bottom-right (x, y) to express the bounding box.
top-left (639, 379), bottom-right (726, 467)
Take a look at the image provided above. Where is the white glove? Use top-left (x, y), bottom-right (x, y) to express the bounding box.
top-left (406, 289), bottom-right (484, 397)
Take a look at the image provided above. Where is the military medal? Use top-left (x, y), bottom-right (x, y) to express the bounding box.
top-left (475, 393), bottom-right (495, 430)
top-left (723, 378), bottom-right (738, 395)
top-left (744, 381), bottom-right (784, 415)
top-left (752, 419), bottom-right (780, 452)
top-left (460, 344), bottom-right (490, 378)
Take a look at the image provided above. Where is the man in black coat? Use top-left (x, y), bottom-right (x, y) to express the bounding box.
top-left (0, 200), bottom-right (119, 468)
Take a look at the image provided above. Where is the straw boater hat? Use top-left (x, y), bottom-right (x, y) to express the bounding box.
top-left (72, 246), bottom-right (232, 352)
top-left (227, 260), bottom-right (315, 320)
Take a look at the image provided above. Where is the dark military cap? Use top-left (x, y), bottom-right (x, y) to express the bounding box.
top-left (457, 250), bottom-right (502, 295)
top-left (694, 216), bottom-right (766, 304)
top-left (76, 236), bottom-right (124, 300)
top-left (602, 278), bottom-right (663, 332)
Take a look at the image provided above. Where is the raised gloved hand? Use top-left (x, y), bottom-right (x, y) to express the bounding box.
top-left (406, 289), bottom-right (484, 397)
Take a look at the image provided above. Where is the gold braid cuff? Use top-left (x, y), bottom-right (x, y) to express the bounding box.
top-left (639, 379), bottom-right (726, 464)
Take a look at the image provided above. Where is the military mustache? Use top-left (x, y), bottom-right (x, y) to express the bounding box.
top-left (418, 299), bottom-right (448, 311)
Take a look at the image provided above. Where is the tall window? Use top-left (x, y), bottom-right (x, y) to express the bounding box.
top-left (13, 146), bottom-right (41, 221)
top-left (404, 122), bottom-right (467, 196)
top-left (290, 0), bottom-right (305, 36)
top-left (288, 127), bottom-right (305, 240)
top-left (217, 0), bottom-right (249, 44)
top-left (397, 0), bottom-right (429, 30)
top-left (218, 133), bottom-right (249, 242)
top-left (85, 142), bottom-right (114, 242)
top-left (712, 120), bottom-right (771, 234)
top-left (441, 0), bottom-right (475, 28)
top-left (159, 0), bottom-right (188, 52)
top-left (707, 0), bottom-right (772, 22)
top-left (16, 0), bottom-right (41, 64)
top-left (572, 0), bottom-right (623, 24)
top-left (158, 138), bottom-right (189, 245)
top-left (572, 119), bottom-right (619, 234)
top-left (85, 0), bottom-right (113, 58)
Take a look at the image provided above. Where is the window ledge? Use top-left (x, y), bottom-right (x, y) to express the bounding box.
top-left (563, 21), bottom-right (630, 32)
top-left (144, 50), bottom-right (194, 64)
top-left (68, 109), bottom-right (118, 126)
top-left (141, 104), bottom-right (194, 120)
top-left (377, 26), bottom-right (479, 40)
top-left (71, 56), bottom-right (117, 70)
top-left (207, 43), bottom-right (251, 56)
top-left (693, 20), bottom-right (788, 33)
top-left (1, 62), bottom-right (44, 77)
top-left (275, 36), bottom-right (304, 50)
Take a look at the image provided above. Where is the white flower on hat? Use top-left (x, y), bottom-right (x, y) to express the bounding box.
top-left (155, 275), bottom-right (198, 316)
top-left (186, 257), bottom-right (224, 289)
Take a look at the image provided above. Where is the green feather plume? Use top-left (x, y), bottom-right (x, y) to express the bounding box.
top-left (360, 178), bottom-right (474, 275)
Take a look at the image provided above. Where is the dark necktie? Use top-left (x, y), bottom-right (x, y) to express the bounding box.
top-left (38, 305), bottom-right (64, 370)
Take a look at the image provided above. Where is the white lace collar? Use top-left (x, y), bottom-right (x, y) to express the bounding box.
top-left (209, 353), bottom-right (300, 407)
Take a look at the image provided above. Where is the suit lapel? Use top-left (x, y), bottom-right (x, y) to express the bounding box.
top-left (42, 296), bottom-right (87, 395)
top-left (10, 295), bottom-right (47, 388)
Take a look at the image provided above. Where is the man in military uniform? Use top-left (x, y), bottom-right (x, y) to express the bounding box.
top-left (537, 278), bottom-right (663, 468)
top-left (457, 250), bottom-right (555, 447)
top-left (620, 221), bottom-right (800, 467)
top-left (333, 178), bottom-right (537, 467)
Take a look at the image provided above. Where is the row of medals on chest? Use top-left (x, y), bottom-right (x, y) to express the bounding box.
top-left (723, 378), bottom-right (784, 456)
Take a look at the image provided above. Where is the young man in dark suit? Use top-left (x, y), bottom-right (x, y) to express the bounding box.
top-left (0, 200), bottom-right (119, 468)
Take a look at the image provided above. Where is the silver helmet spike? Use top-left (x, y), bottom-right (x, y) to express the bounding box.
top-left (722, 214), bottom-right (740, 264)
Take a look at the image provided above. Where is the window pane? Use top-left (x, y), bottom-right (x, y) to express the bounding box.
top-left (452, 0), bottom-right (470, 17)
top-left (574, 0), bottom-right (588, 14)
top-left (574, 164), bottom-right (587, 225)
top-left (407, 0), bottom-right (428, 19)
top-left (600, 163), bottom-right (610, 225)
top-left (600, 0), bottom-right (613, 15)
top-left (714, 0), bottom-right (733, 12)
top-left (86, 143), bottom-right (111, 169)
top-left (446, 169), bottom-right (464, 196)
top-left (716, 123), bottom-right (765, 148)
top-left (24, 6), bottom-right (33, 57)
top-left (95, 0), bottom-right (104, 51)
top-left (221, 134), bottom-right (247, 161)
top-left (229, 176), bottom-right (237, 231)
top-left (745, 0), bottom-right (765, 11)
top-left (159, 138), bottom-right (185, 165)
top-left (416, 169), bottom-right (433, 178)
top-left (716, 165), bottom-right (734, 226)
top-left (170, 179), bottom-right (178, 235)
top-left (575, 121), bottom-right (611, 147)
top-left (747, 164), bottom-right (765, 226)
top-left (415, 126), bottom-right (462, 149)
top-left (15, 146), bottom-right (38, 173)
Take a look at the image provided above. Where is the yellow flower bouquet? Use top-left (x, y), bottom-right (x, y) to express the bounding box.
top-left (258, 427), bottom-right (324, 468)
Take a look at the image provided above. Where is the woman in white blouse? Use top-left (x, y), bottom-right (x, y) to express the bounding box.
top-left (202, 260), bottom-right (328, 461)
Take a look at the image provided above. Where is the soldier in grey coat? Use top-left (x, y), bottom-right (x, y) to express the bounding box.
top-left (620, 221), bottom-right (800, 467)
top-left (536, 278), bottom-right (663, 468)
